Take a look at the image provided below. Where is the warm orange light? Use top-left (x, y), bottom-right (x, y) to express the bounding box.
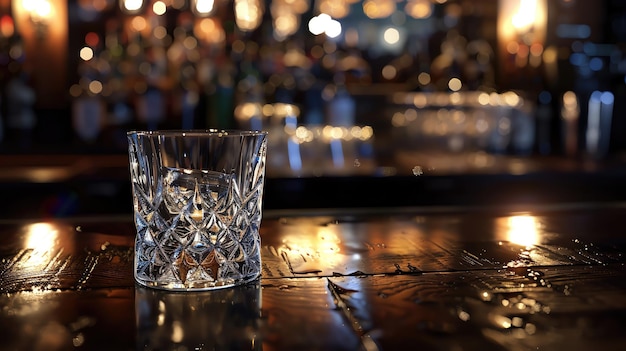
top-left (235, 0), bottom-right (264, 32)
top-left (0, 15), bottom-right (15, 37)
top-left (194, 17), bottom-right (225, 44)
top-left (405, 0), bottom-right (432, 19)
top-left (363, 0), bottom-right (396, 19)
top-left (23, 0), bottom-right (53, 22)
top-left (192, 0), bottom-right (215, 16)
top-left (506, 41), bottom-right (519, 54)
top-left (318, 0), bottom-right (350, 19)
top-left (130, 16), bottom-right (147, 32)
top-left (152, 1), bottom-right (167, 15)
top-left (273, 12), bottom-right (299, 40)
top-left (511, 0), bottom-right (538, 32)
top-left (498, 0), bottom-right (547, 44)
top-left (121, 0), bottom-right (145, 14)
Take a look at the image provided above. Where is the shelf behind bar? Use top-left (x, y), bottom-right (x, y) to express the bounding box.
top-left (0, 153), bottom-right (626, 219)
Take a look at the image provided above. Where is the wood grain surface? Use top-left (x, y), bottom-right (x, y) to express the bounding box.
top-left (1, 205), bottom-right (626, 350)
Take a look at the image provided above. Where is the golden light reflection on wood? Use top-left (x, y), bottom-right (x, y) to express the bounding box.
top-left (280, 224), bottom-right (343, 273)
top-left (502, 214), bottom-right (541, 248)
top-left (23, 222), bottom-right (60, 270)
top-left (25, 222), bottom-right (59, 250)
top-left (2, 208), bottom-right (626, 350)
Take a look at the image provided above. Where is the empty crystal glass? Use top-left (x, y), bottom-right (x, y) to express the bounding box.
top-left (127, 130), bottom-right (267, 290)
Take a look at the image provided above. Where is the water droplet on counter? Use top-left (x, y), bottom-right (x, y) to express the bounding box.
top-left (492, 314), bottom-right (512, 329)
top-left (525, 322), bottom-right (537, 335)
top-left (457, 308), bottom-right (471, 322)
top-left (526, 269), bottom-right (544, 279)
top-left (412, 166), bottom-right (424, 176)
top-left (480, 291), bottom-right (493, 302)
top-left (521, 298), bottom-right (536, 308)
top-left (511, 316), bottom-right (524, 328)
top-left (394, 263), bottom-right (403, 274)
top-left (72, 333), bottom-right (85, 347)
top-left (407, 263), bottom-right (421, 273)
top-left (561, 284), bottom-right (573, 296)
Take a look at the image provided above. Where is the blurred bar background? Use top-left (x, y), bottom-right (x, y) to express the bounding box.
top-left (1, 0), bottom-right (626, 216)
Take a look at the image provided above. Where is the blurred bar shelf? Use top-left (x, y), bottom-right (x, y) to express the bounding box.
top-left (1, 152), bottom-right (626, 219)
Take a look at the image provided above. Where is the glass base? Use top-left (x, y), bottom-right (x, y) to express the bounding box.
top-left (135, 273), bottom-right (261, 291)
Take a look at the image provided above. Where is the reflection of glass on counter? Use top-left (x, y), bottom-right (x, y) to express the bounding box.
top-left (136, 282), bottom-right (262, 350)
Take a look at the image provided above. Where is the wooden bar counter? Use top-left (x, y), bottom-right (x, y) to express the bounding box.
top-left (1, 204), bottom-right (626, 350)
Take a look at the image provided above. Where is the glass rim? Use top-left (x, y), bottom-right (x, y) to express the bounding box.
top-left (127, 129), bottom-right (267, 137)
